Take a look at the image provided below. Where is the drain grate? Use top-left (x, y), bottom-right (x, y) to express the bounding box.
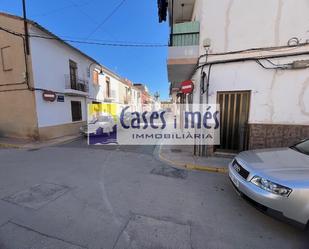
top-left (3, 183), bottom-right (70, 209)
top-left (151, 166), bottom-right (187, 179)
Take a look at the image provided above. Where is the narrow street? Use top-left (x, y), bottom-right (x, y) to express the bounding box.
top-left (0, 140), bottom-right (308, 249)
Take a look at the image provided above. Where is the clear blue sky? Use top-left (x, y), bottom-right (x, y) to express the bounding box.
top-left (0, 0), bottom-right (170, 99)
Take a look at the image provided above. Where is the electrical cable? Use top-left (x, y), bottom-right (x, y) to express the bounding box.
top-left (85, 0), bottom-right (127, 39)
top-left (197, 42), bottom-right (309, 59)
top-left (28, 33), bottom-right (167, 46)
top-left (29, 34), bottom-right (168, 47)
top-left (1, 26), bottom-right (167, 47)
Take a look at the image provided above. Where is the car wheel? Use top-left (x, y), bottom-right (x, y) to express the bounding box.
top-left (96, 127), bottom-right (104, 135)
top-left (305, 220), bottom-right (309, 231)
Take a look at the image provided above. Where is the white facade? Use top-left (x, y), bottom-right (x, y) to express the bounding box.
top-left (30, 25), bottom-right (97, 128)
top-left (192, 0), bottom-right (309, 54)
top-left (90, 70), bottom-right (121, 104)
top-left (131, 87), bottom-right (142, 112)
top-left (190, 0), bottom-right (309, 125)
top-left (163, 0), bottom-right (309, 152)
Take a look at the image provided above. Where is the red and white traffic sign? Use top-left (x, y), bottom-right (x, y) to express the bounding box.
top-left (180, 80), bottom-right (194, 94)
top-left (42, 91), bottom-right (56, 102)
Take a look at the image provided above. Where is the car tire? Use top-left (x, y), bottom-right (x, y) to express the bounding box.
top-left (96, 127), bottom-right (104, 135)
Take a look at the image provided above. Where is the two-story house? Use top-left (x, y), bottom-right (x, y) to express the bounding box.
top-left (0, 12), bottom-right (102, 140)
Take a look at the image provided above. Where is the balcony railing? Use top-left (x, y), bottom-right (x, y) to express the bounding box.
top-left (169, 21), bottom-right (200, 47)
top-left (65, 75), bottom-right (89, 93)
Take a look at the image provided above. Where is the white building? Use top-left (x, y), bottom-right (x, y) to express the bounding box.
top-left (0, 12), bottom-right (104, 139)
top-left (131, 84), bottom-right (142, 112)
top-left (0, 12), bottom-right (138, 140)
top-left (158, 0), bottom-right (309, 155)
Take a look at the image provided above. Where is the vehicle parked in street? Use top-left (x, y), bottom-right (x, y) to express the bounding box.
top-left (80, 114), bottom-right (116, 136)
top-left (229, 139), bottom-right (309, 227)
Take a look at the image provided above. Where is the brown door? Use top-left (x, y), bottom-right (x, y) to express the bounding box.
top-left (217, 91), bottom-right (251, 152)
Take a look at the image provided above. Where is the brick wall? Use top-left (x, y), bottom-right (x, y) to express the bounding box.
top-left (248, 124), bottom-right (309, 149)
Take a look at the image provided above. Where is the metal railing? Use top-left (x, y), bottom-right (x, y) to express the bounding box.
top-left (65, 75), bottom-right (89, 92)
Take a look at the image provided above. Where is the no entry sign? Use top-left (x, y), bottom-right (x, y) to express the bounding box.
top-left (181, 80), bottom-right (194, 94)
top-left (42, 91), bottom-right (56, 102)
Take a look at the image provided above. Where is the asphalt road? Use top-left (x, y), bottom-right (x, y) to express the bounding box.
top-left (0, 138), bottom-right (308, 249)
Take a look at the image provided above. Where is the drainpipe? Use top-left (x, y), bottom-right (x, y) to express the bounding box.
top-left (170, 0), bottom-right (174, 46)
top-left (22, 0), bottom-right (30, 55)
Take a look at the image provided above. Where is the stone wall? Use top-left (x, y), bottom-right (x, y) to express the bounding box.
top-left (248, 124), bottom-right (309, 149)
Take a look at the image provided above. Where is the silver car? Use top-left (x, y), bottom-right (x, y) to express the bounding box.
top-left (80, 114), bottom-right (116, 136)
top-left (229, 139), bottom-right (309, 227)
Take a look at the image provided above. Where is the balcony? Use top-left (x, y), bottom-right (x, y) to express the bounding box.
top-left (103, 90), bottom-right (117, 103)
top-left (64, 75), bottom-right (89, 96)
top-left (168, 21), bottom-right (200, 83)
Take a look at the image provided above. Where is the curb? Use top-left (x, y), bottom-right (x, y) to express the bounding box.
top-left (157, 145), bottom-right (228, 174)
top-left (0, 143), bottom-right (23, 149)
top-left (0, 135), bottom-right (82, 150)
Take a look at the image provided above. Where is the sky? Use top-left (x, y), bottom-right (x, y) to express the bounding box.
top-left (0, 0), bottom-right (170, 99)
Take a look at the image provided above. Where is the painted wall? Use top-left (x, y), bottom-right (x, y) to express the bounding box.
top-left (191, 57), bottom-right (309, 125)
top-left (0, 13), bottom-right (38, 139)
top-left (30, 25), bottom-right (93, 128)
top-left (91, 72), bottom-right (120, 104)
top-left (193, 0), bottom-right (309, 54)
top-left (189, 0), bottom-right (309, 125)
top-left (131, 87), bottom-right (142, 112)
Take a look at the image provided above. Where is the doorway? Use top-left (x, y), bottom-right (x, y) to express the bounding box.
top-left (216, 91), bottom-right (251, 152)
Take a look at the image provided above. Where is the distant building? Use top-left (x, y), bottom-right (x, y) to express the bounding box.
top-left (161, 100), bottom-right (173, 112)
top-left (133, 84), bottom-right (154, 112)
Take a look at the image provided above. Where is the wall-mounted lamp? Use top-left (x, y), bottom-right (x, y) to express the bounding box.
top-left (98, 68), bottom-right (104, 75)
top-left (88, 62), bottom-right (104, 77)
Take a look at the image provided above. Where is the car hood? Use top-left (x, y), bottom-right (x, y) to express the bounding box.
top-left (236, 148), bottom-right (309, 182)
top-left (88, 122), bottom-right (110, 127)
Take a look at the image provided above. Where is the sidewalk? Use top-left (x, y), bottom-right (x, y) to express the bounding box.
top-left (0, 135), bottom-right (81, 150)
top-left (158, 144), bottom-right (233, 173)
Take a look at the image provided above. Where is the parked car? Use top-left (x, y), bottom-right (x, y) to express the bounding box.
top-left (229, 138), bottom-right (309, 227)
top-left (80, 114), bottom-right (116, 136)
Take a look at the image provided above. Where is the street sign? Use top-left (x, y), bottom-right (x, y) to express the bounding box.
top-left (42, 91), bottom-right (56, 102)
top-left (181, 80), bottom-right (194, 94)
top-left (57, 95), bottom-right (65, 102)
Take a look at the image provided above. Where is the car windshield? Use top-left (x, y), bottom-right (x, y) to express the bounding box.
top-left (98, 116), bottom-right (110, 122)
top-left (89, 118), bottom-right (98, 124)
top-left (290, 139), bottom-right (309, 156)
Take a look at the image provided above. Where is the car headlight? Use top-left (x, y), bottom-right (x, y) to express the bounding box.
top-left (250, 176), bottom-right (292, 197)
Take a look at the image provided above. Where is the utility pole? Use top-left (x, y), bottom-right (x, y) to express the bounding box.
top-left (22, 0), bottom-right (30, 55)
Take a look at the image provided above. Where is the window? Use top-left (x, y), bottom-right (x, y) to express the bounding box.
top-left (106, 76), bottom-right (110, 98)
top-left (1, 46), bottom-right (13, 71)
top-left (69, 60), bottom-right (78, 89)
top-left (71, 101), bottom-right (82, 122)
top-left (93, 70), bottom-right (99, 85)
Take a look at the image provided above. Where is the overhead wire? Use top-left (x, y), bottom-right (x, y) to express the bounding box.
top-left (85, 0), bottom-right (127, 39)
